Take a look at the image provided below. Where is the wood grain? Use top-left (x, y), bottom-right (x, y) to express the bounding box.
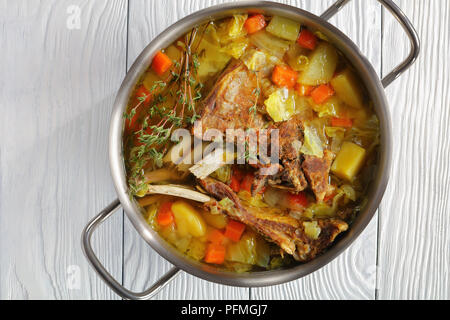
top-left (1, 0), bottom-right (448, 300)
top-left (377, 0), bottom-right (450, 299)
top-left (0, 0), bottom-right (127, 299)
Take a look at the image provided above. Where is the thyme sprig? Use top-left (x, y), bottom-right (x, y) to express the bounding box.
top-left (125, 25), bottom-right (208, 196)
top-left (249, 70), bottom-right (261, 118)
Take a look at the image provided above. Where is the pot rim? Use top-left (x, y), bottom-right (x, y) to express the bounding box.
top-left (109, 0), bottom-right (392, 287)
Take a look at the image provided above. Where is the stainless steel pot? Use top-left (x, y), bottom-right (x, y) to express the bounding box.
top-left (82, 0), bottom-right (419, 300)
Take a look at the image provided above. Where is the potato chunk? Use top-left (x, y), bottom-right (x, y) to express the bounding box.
top-left (298, 42), bottom-right (338, 86)
top-left (331, 69), bottom-right (365, 109)
top-left (202, 210), bottom-right (228, 229)
top-left (331, 142), bottom-right (366, 181)
top-left (266, 16), bottom-right (301, 41)
top-left (171, 201), bottom-right (207, 237)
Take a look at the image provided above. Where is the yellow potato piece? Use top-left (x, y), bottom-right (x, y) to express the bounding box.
top-left (331, 69), bottom-right (365, 109)
top-left (331, 142), bottom-right (366, 181)
top-left (202, 210), bottom-right (228, 229)
top-left (171, 201), bottom-right (207, 237)
top-left (266, 16), bottom-right (301, 41)
top-left (298, 42), bottom-right (338, 86)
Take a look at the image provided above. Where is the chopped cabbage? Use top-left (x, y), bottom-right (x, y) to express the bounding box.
top-left (325, 126), bottom-right (346, 153)
top-left (227, 14), bottom-right (248, 38)
top-left (225, 231), bottom-right (270, 268)
top-left (309, 96), bottom-right (343, 118)
top-left (303, 221), bottom-right (321, 240)
top-left (249, 30), bottom-right (290, 59)
top-left (217, 14), bottom-right (248, 43)
top-left (304, 184), bottom-right (357, 218)
top-left (238, 191), bottom-right (269, 208)
top-left (300, 125), bottom-right (324, 158)
top-left (210, 165), bottom-right (231, 183)
top-left (223, 37), bottom-right (249, 59)
top-left (264, 88), bottom-right (295, 122)
top-left (241, 49), bottom-right (267, 71)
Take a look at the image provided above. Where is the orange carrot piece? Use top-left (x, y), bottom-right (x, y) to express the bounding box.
top-left (323, 192), bottom-right (336, 203)
top-left (229, 167), bottom-right (244, 192)
top-left (156, 202), bottom-right (174, 226)
top-left (271, 65), bottom-right (298, 89)
top-left (311, 84), bottom-right (335, 104)
top-left (287, 192), bottom-right (308, 207)
top-left (136, 85), bottom-right (151, 103)
top-left (244, 14), bottom-right (267, 34)
top-left (297, 28), bottom-right (317, 50)
top-left (331, 117), bottom-right (353, 128)
top-left (207, 229), bottom-right (226, 244)
top-left (230, 174), bottom-right (241, 193)
top-left (151, 51), bottom-right (173, 76)
top-left (295, 83), bottom-right (314, 96)
top-left (224, 220), bottom-right (246, 242)
top-left (240, 173), bottom-right (254, 194)
top-left (204, 243), bottom-right (226, 264)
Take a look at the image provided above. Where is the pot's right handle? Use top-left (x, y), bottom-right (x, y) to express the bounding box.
top-left (321, 0), bottom-right (420, 88)
top-left (82, 199), bottom-right (180, 300)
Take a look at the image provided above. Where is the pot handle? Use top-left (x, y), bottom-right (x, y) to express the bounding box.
top-left (81, 199), bottom-right (181, 300)
top-left (321, 0), bottom-right (420, 88)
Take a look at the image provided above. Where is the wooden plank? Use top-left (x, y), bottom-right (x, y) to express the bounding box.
top-left (378, 0), bottom-right (450, 299)
top-left (0, 0), bottom-right (127, 299)
top-left (123, 0), bottom-right (250, 300)
top-left (252, 0), bottom-right (381, 300)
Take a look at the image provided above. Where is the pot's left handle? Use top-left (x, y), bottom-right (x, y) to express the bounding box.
top-left (81, 199), bottom-right (180, 300)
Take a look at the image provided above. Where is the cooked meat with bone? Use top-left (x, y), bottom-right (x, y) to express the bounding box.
top-left (265, 114), bottom-right (308, 193)
top-left (200, 177), bottom-right (348, 261)
top-left (302, 150), bottom-right (334, 202)
top-left (193, 59), bottom-right (267, 139)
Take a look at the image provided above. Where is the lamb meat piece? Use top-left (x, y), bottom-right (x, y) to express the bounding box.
top-left (302, 150), bottom-right (334, 202)
top-left (193, 59), bottom-right (267, 139)
top-left (200, 177), bottom-right (348, 261)
top-left (275, 113), bottom-right (305, 161)
top-left (265, 114), bottom-right (308, 193)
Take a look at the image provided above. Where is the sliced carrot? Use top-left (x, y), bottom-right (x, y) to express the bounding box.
top-left (125, 112), bottom-right (138, 134)
top-left (232, 167), bottom-right (244, 181)
top-left (224, 220), bottom-right (246, 242)
top-left (204, 243), bottom-right (226, 264)
top-left (230, 175), bottom-right (241, 193)
top-left (151, 51), bottom-right (173, 76)
top-left (287, 192), bottom-right (309, 208)
top-left (244, 14), bottom-right (267, 34)
top-left (156, 202), bottom-right (174, 226)
top-left (297, 28), bottom-right (317, 50)
top-left (207, 229), bottom-right (226, 244)
top-left (229, 168), bottom-right (244, 192)
top-left (311, 84), bottom-right (335, 104)
top-left (295, 83), bottom-right (314, 96)
top-left (271, 65), bottom-right (298, 89)
top-left (331, 117), bottom-right (353, 128)
top-left (240, 173), bottom-right (254, 194)
top-left (136, 85), bottom-right (151, 104)
top-left (323, 192), bottom-right (336, 203)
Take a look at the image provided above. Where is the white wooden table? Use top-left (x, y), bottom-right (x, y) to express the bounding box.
top-left (0, 0), bottom-right (448, 300)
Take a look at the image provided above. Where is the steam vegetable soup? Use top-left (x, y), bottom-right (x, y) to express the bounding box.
top-left (123, 14), bottom-right (380, 272)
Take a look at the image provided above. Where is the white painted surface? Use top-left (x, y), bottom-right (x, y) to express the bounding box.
top-left (0, 0), bottom-right (448, 300)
